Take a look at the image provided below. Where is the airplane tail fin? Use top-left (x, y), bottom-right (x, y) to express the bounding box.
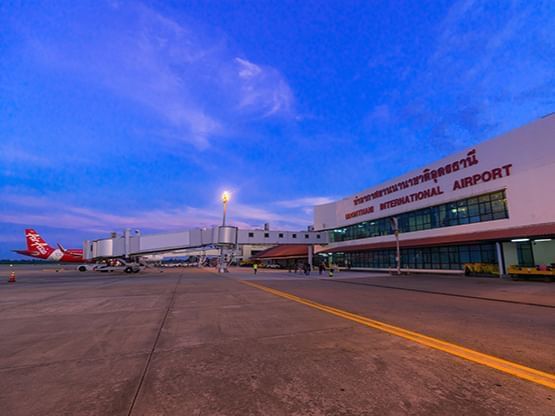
top-left (25, 229), bottom-right (54, 258)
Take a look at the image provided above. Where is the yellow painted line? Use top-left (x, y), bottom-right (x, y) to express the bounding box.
top-left (240, 279), bottom-right (555, 390)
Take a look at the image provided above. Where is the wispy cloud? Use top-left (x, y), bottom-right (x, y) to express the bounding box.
top-left (232, 203), bottom-right (310, 228)
top-left (275, 196), bottom-right (336, 209)
top-left (0, 144), bottom-right (52, 167)
top-left (23, 3), bottom-right (295, 149)
top-left (0, 191), bottom-right (313, 237)
top-left (364, 0), bottom-right (555, 157)
top-left (234, 58), bottom-right (294, 117)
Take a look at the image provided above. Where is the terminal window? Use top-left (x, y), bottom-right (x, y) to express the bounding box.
top-left (516, 241), bottom-right (535, 266)
top-left (330, 243), bottom-right (497, 270)
top-left (330, 190), bottom-right (508, 243)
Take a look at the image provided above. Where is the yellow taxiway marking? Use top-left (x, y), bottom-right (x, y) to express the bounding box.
top-left (240, 279), bottom-right (555, 390)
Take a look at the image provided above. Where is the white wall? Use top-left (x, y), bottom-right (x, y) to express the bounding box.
top-left (236, 229), bottom-right (326, 244)
top-left (502, 242), bottom-right (518, 267)
top-left (140, 231), bottom-right (191, 252)
top-left (314, 115), bottom-right (555, 246)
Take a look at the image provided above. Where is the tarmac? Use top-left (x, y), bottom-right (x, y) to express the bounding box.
top-left (0, 265), bottom-right (553, 415)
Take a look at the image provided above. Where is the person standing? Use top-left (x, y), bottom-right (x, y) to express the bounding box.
top-left (253, 263), bottom-right (258, 275)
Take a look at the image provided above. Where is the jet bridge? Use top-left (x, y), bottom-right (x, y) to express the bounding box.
top-left (83, 226), bottom-right (328, 260)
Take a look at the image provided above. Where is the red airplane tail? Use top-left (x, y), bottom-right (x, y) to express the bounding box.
top-left (25, 229), bottom-right (54, 258)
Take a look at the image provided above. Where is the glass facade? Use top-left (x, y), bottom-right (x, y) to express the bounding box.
top-left (330, 190), bottom-right (508, 243)
top-left (516, 241), bottom-right (535, 266)
top-left (330, 243), bottom-right (498, 270)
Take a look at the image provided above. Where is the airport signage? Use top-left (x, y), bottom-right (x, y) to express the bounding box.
top-left (344, 147), bottom-right (513, 220)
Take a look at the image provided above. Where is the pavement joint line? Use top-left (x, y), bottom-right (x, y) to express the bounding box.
top-left (127, 275), bottom-right (182, 416)
top-left (324, 278), bottom-right (555, 309)
top-left (0, 351), bottom-right (150, 372)
top-left (239, 279), bottom-right (555, 390)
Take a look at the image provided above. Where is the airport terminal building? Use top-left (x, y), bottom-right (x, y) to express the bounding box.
top-left (313, 114), bottom-right (555, 274)
top-left (82, 114), bottom-right (555, 277)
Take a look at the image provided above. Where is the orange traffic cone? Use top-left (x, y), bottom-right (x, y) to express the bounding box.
top-left (8, 271), bottom-right (16, 283)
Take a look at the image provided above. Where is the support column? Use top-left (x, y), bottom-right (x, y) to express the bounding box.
top-left (496, 241), bottom-right (506, 278)
top-left (124, 228), bottom-right (130, 259)
top-left (308, 245), bottom-right (314, 271)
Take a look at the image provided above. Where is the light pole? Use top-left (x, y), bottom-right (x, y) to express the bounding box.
top-left (219, 191), bottom-right (230, 273)
top-left (222, 191), bottom-right (230, 226)
top-left (391, 216), bottom-right (401, 275)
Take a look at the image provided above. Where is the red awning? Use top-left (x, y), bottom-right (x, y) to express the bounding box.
top-left (319, 222), bottom-right (555, 254)
top-left (252, 245), bottom-right (309, 259)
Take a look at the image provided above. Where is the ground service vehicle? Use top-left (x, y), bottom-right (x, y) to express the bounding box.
top-left (508, 265), bottom-right (555, 281)
top-left (78, 259), bottom-right (141, 273)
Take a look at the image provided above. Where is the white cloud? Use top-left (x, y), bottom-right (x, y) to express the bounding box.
top-left (0, 144), bottom-right (52, 167)
top-left (0, 195), bottom-right (228, 233)
top-left (232, 203), bottom-right (310, 228)
top-left (23, 4), bottom-right (295, 149)
top-left (0, 192), bottom-right (313, 237)
top-left (275, 196), bottom-right (336, 209)
top-left (234, 57), bottom-right (294, 117)
top-left (236, 58), bottom-right (263, 79)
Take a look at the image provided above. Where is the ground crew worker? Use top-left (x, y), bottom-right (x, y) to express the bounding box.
top-left (253, 263), bottom-right (258, 275)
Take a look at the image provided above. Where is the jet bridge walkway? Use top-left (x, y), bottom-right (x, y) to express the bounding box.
top-left (83, 226), bottom-right (328, 260)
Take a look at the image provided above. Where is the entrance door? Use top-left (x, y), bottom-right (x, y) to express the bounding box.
top-left (516, 241), bottom-right (535, 266)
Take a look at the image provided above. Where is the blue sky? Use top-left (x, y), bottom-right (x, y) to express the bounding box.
top-left (1, 0), bottom-right (554, 258)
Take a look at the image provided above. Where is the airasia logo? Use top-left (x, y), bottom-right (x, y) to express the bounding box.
top-left (27, 233), bottom-right (48, 255)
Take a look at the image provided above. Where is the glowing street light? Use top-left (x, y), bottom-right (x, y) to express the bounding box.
top-left (221, 191), bottom-right (230, 227)
top-left (219, 191), bottom-right (231, 272)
